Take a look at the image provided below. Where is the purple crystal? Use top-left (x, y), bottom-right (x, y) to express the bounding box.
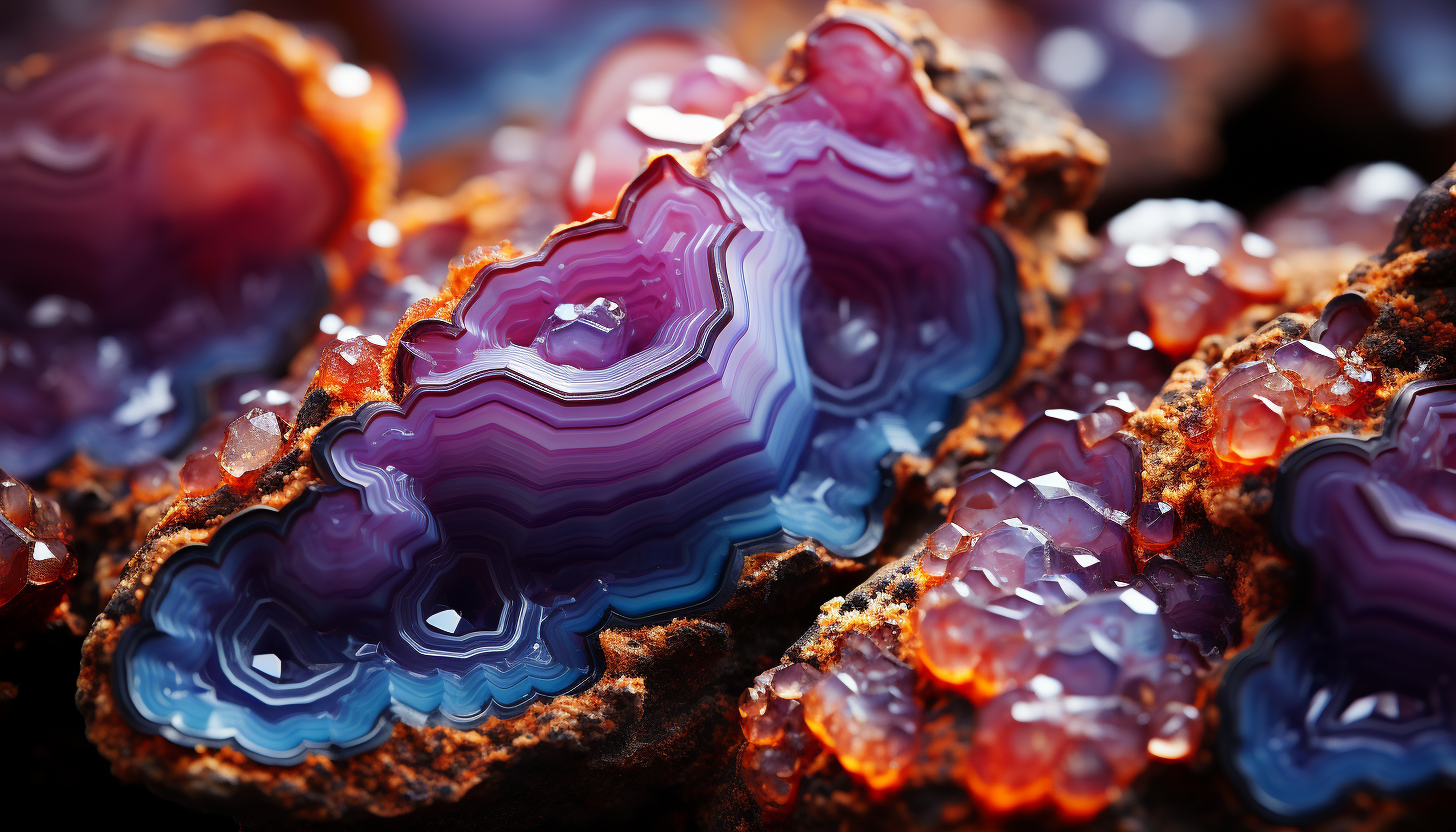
top-left (534, 297), bottom-right (631, 370)
top-left (1222, 380), bottom-right (1456, 820)
top-left (1309, 292), bottom-right (1377, 351)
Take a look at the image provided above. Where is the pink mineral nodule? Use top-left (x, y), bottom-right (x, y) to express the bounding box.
top-left (0, 17), bottom-right (396, 480)
top-left (178, 447), bottom-right (223, 498)
top-left (564, 33), bottom-right (763, 218)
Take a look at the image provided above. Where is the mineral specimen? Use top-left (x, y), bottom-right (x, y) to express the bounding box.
top-left (107, 8), bottom-right (1026, 763)
top-left (565, 33), bottom-right (764, 218)
top-left (80, 1), bottom-right (1109, 821)
top-left (737, 411), bottom-right (1237, 820)
top-left (1257, 161), bottom-right (1428, 254)
top-left (1018, 197), bottom-right (1287, 418)
top-left (0, 468), bottom-right (75, 629)
top-left (1071, 198), bottom-right (1281, 359)
top-left (0, 14), bottom-right (401, 479)
top-left (1222, 380), bottom-right (1456, 820)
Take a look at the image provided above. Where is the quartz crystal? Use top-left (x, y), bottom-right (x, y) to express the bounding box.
top-left (1222, 380), bottom-right (1456, 821)
top-left (1070, 199), bottom-right (1278, 360)
top-left (744, 411), bottom-right (1235, 816)
top-left (1203, 334), bottom-right (1374, 468)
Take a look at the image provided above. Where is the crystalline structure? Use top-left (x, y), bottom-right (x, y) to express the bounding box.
top-left (738, 411), bottom-right (1236, 816)
top-left (1222, 380), bottom-right (1456, 821)
top-left (1070, 198), bottom-right (1280, 361)
top-left (1202, 331), bottom-right (1375, 469)
top-left (1018, 332), bottom-right (1172, 416)
top-left (0, 467), bottom-right (75, 626)
top-left (1258, 161), bottom-right (1427, 253)
top-left (801, 633), bottom-right (921, 791)
top-left (115, 13), bottom-right (1025, 761)
top-left (706, 17), bottom-right (1021, 551)
top-left (0, 16), bottom-right (398, 479)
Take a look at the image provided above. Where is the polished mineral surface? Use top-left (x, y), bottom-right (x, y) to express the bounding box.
top-left (108, 10), bottom-right (1024, 767)
top-left (1222, 381), bottom-right (1456, 820)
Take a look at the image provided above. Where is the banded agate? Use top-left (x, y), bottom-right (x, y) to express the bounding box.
top-left (707, 17), bottom-right (1020, 551)
top-left (1222, 380), bottom-right (1456, 821)
top-left (115, 12), bottom-right (1021, 764)
top-left (0, 23), bottom-right (385, 478)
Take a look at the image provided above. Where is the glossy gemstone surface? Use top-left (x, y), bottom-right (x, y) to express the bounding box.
top-left (114, 14), bottom-right (1023, 765)
top-left (1222, 380), bottom-right (1456, 821)
top-left (743, 410), bottom-right (1236, 818)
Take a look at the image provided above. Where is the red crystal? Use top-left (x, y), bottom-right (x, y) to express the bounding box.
top-left (318, 336), bottom-right (385, 398)
top-left (1209, 332), bottom-right (1374, 467)
top-left (179, 448), bottom-right (223, 498)
top-left (0, 472), bottom-right (72, 610)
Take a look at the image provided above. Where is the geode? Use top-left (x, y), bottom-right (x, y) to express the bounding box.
top-left (0, 13), bottom-right (401, 480)
top-left (76, 1), bottom-right (1107, 824)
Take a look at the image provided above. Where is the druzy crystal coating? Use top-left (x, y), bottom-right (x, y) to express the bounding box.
top-left (0, 34), bottom-right (345, 479)
top-left (1222, 380), bottom-right (1456, 821)
top-left (740, 412), bottom-right (1236, 817)
top-left (116, 14), bottom-right (1022, 764)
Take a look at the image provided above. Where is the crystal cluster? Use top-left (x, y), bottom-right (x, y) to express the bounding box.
top-left (739, 630), bottom-right (918, 809)
top-left (0, 17), bottom-right (397, 480)
top-left (739, 412), bottom-right (1236, 818)
top-left (1022, 198), bottom-right (1280, 418)
top-left (114, 15), bottom-right (1022, 764)
top-left (1194, 294), bottom-right (1376, 468)
top-left (1222, 379), bottom-right (1456, 821)
top-left (0, 468), bottom-right (74, 625)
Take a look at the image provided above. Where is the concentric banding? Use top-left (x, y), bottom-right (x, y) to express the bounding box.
top-left (1222, 380), bottom-right (1456, 821)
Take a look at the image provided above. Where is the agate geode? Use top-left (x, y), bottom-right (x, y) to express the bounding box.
top-left (1222, 379), bottom-right (1456, 821)
top-left (0, 16), bottom-right (398, 479)
top-left (112, 13), bottom-right (1021, 764)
